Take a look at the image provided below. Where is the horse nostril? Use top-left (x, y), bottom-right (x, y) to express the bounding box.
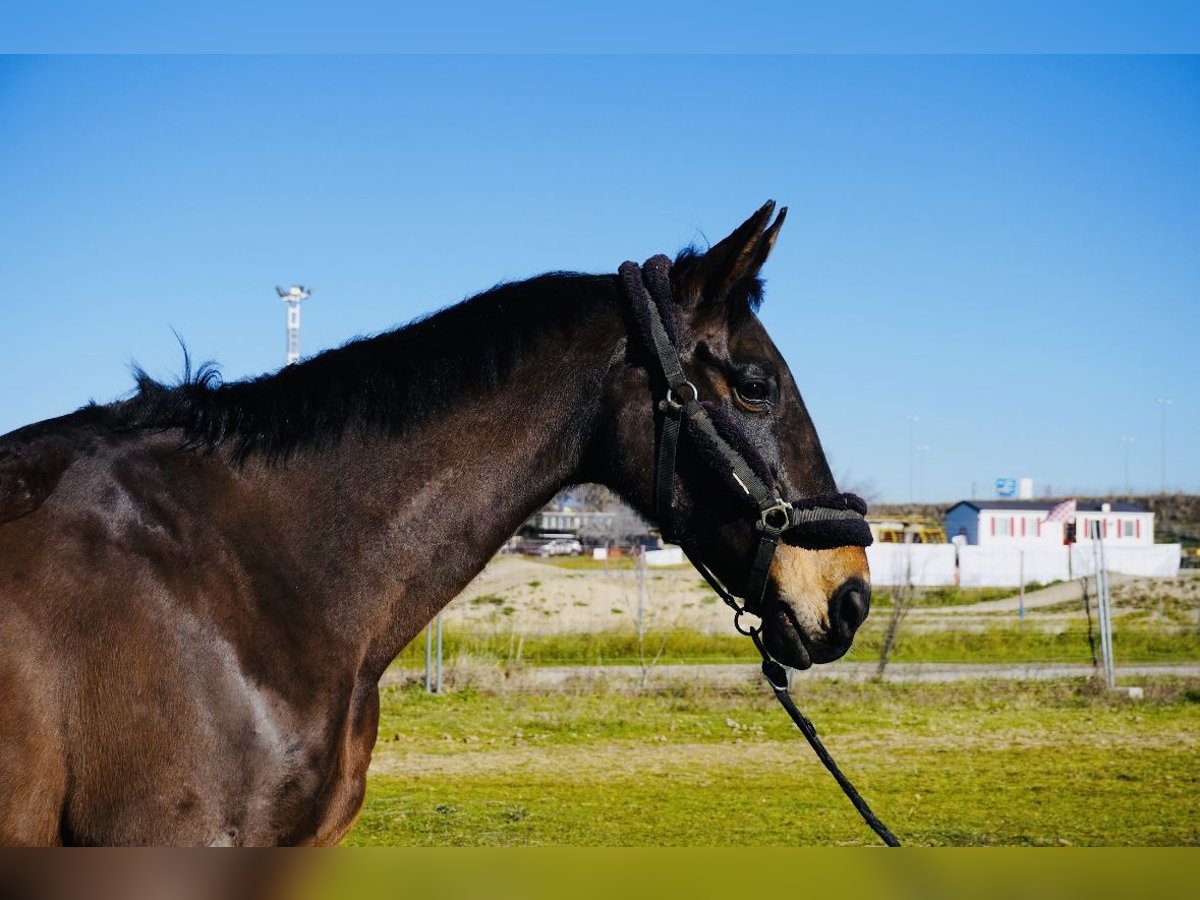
top-left (832, 580), bottom-right (871, 641)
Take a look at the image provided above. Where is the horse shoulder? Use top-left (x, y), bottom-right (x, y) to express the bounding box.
top-left (0, 438), bottom-right (84, 524)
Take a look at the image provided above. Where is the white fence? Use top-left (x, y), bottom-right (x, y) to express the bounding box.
top-left (646, 546), bottom-right (685, 567)
top-left (864, 544), bottom-right (959, 586)
top-left (866, 543), bottom-right (1181, 587)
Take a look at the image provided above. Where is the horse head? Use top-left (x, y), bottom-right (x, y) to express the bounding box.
top-left (597, 202), bottom-right (871, 671)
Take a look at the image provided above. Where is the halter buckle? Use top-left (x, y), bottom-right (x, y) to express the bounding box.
top-left (760, 500), bottom-right (792, 534)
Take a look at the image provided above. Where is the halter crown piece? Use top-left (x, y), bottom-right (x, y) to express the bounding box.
top-left (619, 255), bottom-right (901, 849)
top-left (618, 255), bottom-right (873, 622)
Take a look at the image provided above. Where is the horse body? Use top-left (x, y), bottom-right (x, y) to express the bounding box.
top-left (0, 284), bottom-right (622, 845)
top-left (0, 418), bottom-right (378, 844)
top-left (0, 203), bottom-right (872, 845)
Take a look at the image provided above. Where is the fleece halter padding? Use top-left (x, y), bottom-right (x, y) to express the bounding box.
top-left (691, 402), bottom-right (870, 545)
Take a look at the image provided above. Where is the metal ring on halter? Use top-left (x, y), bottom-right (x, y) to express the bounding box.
top-left (664, 380), bottom-right (699, 410)
top-left (732, 608), bottom-right (760, 637)
top-left (759, 500), bottom-right (792, 533)
top-left (732, 610), bottom-right (751, 636)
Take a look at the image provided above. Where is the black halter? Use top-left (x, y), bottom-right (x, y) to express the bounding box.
top-left (618, 255), bottom-right (873, 620)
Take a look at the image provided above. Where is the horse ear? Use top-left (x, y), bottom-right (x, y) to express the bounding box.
top-left (674, 201), bottom-right (788, 309)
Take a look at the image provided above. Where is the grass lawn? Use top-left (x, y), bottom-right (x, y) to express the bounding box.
top-left (389, 623), bottom-right (1200, 667)
top-left (345, 677), bottom-right (1200, 846)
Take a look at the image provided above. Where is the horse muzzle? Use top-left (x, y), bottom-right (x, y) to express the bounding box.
top-left (761, 546), bottom-right (872, 669)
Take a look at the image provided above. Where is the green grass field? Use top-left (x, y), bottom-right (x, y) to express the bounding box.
top-left (389, 623), bottom-right (1200, 667)
top-left (346, 677), bottom-right (1200, 846)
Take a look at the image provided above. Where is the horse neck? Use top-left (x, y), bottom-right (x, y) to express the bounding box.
top-left (249, 290), bottom-right (626, 677)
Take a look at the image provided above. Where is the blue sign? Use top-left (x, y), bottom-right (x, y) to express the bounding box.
top-left (995, 478), bottom-right (1017, 497)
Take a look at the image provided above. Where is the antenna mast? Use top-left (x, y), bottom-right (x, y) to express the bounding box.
top-left (275, 285), bottom-right (312, 365)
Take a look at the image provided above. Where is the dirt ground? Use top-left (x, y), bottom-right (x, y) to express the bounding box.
top-left (438, 554), bottom-right (1200, 636)
top-left (439, 555), bottom-right (730, 634)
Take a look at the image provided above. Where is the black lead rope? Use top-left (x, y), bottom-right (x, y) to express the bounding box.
top-left (751, 631), bottom-right (902, 847)
top-left (620, 255), bottom-right (901, 848)
top-left (690, 551), bottom-right (901, 848)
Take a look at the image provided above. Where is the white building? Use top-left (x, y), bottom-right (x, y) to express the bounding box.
top-left (944, 500), bottom-right (1155, 547)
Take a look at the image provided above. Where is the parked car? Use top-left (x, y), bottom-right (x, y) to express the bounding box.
top-left (539, 538), bottom-right (583, 557)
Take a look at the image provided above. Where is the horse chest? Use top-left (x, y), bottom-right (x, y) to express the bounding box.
top-left (168, 681), bottom-right (377, 847)
top-left (284, 683), bottom-right (381, 846)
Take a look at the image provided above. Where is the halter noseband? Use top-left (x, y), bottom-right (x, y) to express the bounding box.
top-left (618, 255), bottom-right (873, 621)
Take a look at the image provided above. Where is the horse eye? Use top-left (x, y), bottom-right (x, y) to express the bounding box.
top-left (736, 380), bottom-right (771, 406)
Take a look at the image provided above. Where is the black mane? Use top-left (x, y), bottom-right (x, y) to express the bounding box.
top-left (672, 246), bottom-right (765, 315)
top-left (119, 272), bottom-right (618, 462)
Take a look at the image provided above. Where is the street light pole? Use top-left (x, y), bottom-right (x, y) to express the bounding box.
top-left (1120, 436), bottom-right (1135, 496)
top-left (916, 444), bottom-right (930, 503)
top-left (906, 414), bottom-right (919, 504)
top-left (1156, 399), bottom-right (1173, 493)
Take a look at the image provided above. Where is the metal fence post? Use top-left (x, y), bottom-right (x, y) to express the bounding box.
top-left (1018, 549), bottom-right (1025, 624)
top-left (435, 612), bottom-right (444, 695)
top-left (424, 622), bottom-right (432, 693)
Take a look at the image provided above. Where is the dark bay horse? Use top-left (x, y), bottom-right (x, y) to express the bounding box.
top-left (0, 202), bottom-right (871, 845)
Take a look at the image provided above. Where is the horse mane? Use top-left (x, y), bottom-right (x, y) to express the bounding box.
top-left (118, 272), bottom-right (618, 463)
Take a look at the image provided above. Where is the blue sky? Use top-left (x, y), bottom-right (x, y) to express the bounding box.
top-left (3, 1), bottom-right (1199, 53)
top-left (1, 53), bottom-right (1197, 503)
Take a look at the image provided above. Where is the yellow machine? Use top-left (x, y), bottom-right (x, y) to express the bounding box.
top-left (867, 517), bottom-right (947, 544)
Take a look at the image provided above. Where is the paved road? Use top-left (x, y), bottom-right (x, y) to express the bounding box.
top-left (386, 660), bottom-right (1200, 689)
top-left (792, 660), bottom-right (1199, 683)
top-left (908, 575), bottom-right (1129, 616)
top-left (912, 570), bottom-right (1200, 617)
